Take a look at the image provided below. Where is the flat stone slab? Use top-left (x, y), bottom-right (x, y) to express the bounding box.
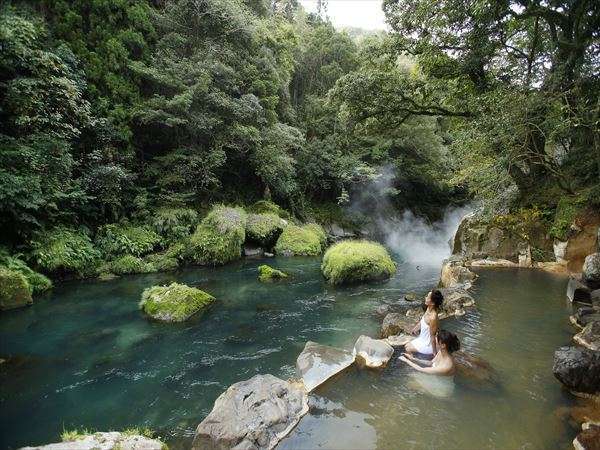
top-left (467, 258), bottom-right (518, 267)
top-left (353, 335), bottom-right (394, 368)
top-left (385, 334), bottom-right (413, 347)
top-left (20, 432), bottom-right (164, 450)
top-left (296, 341), bottom-right (355, 392)
top-left (193, 374), bottom-right (308, 450)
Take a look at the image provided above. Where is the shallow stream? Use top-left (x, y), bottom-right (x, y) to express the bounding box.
top-left (0, 258), bottom-right (576, 449)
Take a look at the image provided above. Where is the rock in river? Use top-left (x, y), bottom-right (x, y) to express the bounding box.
top-left (568, 276), bottom-right (592, 303)
top-left (453, 351), bottom-right (499, 389)
top-left (193, 374), bottom-right (308, 450)
top-left (139, 282), bottom-right (214, 322)
top-left (553, 346), bottom-right (600, 395)
top-left (439, 257), bottom-right (477, 289)
top-left (20, 431), bottom-right (164, 450)
top-left (353, 335), bottom-right (395, 368)
top-left (296, 341), bottom-right (355, 392)
top-left (574, 321), bottom-right (600, 351)
top-left (381, 313), bottom-right (417, 338)
top-left (0, 267), bottom-right (32, 311)
top-left (583, 253), bottom-right (600, 289)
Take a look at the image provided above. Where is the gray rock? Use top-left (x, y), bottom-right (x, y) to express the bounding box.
top-left (244, 245), bottom-right (265, 258)
top-left (439, 288), bottom-right (475, 318)
top-left (571, 307), bottom-right (600, 328)
top-left (573, 423), bottom-right (600, 450)
top-left (353, 335), bottom-right (394, 368)
top-left (583, 253), bottom-right (600, 289)
top-left (381, 313), bottom-right (417, 338)
top-left (192, 374), bottom-right (308, 450)
top-left (385, 334), bottom-right (413, 347)
top-left (568, 276), bottom-right (592, 303)
top-left (574, 321), bottom-right (600, 351)
top-left (553, 346), bottom-right (600, 395)
top-left (439, 257), bottom-right (477, 289)
top-left (20, 432), bottom-right (164, 450)
top-left (296, 341), bottom-right (354, 392)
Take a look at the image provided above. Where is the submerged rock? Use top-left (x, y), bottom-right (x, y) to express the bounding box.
top-left (574, 321), bottom-right (600, 351)
top-left (439, 257), bottom-right (477, 289)
top-left (20, 431), bottom-right (164, 450)
top-left (568, 276), bottom-right (593, 303)
top-left (353, 335), bottom-right (394, 368)
top-left (257, 265), bottom-right (288, 283)
top-left (573, 423), bottom-right (600, 450)
top-left (192, 374), bottom-right (308, 450)
top-left (381, 313), bottom-right (417, 338)
top-left (453, 351), bottom-right (499, 389)
top-left (139, 282), bottom-right (215, 322)
top-left (321, 240), bottom-right (396, 285)
top-left (385, 333), bottom-right (413, 347)
top-left (553, 346), bottom-right (600, 395)
top-left (0, 268), bottom-right (32, 310)
top-left (296, 341), bottom-right (355, 392)
top-left (583, 253), bottom-right (600, 289)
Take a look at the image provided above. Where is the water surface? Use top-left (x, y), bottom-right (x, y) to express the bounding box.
top-left (0, 260), bottom-right (575, 449)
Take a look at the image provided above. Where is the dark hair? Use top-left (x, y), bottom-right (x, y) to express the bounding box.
top-left (431, 289), bottom-right (444, 310)
top-left (436, 329), bottom-right (460, 353)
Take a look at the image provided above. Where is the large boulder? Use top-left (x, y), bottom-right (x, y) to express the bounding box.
top-left (439, 288), bottom-right (475, 318)
top-left (296, 341), bottom-right (355, 392)
top-left (20, 431), bottom-right (164, 450)
top-left (553, 346), bottom-right (600, 395)
top-left (192, 374), bottom-right (308, 450)
top-left (381, 313), bottom-right (417, 338)
top-left (570, 307), bottom-right (600, 328)
top-left (583, 253), bottom-right (600, 289)
top-left (0, 268), bottom-right (32, 310)
top-left (321, 240), bottom-right (396, 285)
top-left (439, 257), bottom-right (477, 289)
top-left (573, 423), bottom-right (600, 450)
top-left (353, 335), bottom-right (394, 368)
top-left (274, 224), bottom-right (326, 256)
top-left (574, 321), bottom-right (600, 351)
top-left (245, 213), bottom-right (286, 247)
top-left (188, 206), bottom-right (246, 265)
top-left (568, 276), bottom-right (593, 303)
top-left (139, 282), bottom-right (214, 322)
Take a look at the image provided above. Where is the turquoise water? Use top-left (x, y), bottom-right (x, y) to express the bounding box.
top-left (0, 260), bottom-right (576, 449)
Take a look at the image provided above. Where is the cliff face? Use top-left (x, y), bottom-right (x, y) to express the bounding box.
top-left (451, 210), bottom-right (599, 271)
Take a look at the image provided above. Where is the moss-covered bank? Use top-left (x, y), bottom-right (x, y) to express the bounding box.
top-left (274, 223), bottom-right (326, 256)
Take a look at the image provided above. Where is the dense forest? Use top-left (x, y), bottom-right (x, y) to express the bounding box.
top-left (0, 0), bottom-right (598, 289)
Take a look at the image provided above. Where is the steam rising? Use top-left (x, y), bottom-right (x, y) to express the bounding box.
top-left (348, 166), bottom-right (471, 267)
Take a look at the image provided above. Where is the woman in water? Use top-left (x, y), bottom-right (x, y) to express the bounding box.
top-left (399, 329), bottom-right (461, 375)
top-left (404, 289), bottom-right (443, 356)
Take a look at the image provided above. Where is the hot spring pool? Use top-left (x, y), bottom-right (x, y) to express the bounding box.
top-left (0, 257), bottom-right (576, 449)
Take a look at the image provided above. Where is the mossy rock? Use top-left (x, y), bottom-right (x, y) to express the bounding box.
top-left (246, 213), bottom-right (286, 247)
top-left (145, 252), bottom-right (179, 272)
top-left (0, 250), bottom-right (52, 294)
top-left (0, 268), bottom-right (33, 310)
top-left (321, 240), bottom-right (396, 285)
top-left (274, 223), bottom-right (326, 256)
top-left (258, 264), bottom-right (288, 282)
top-left (247, 200), bottom-right (291, 219)
top-left (188, 206), bottom-right (246, 265)
top-left (109, 255), bottom-right (157, 275)
top-left (152, 207), bottom-right (198, 244)
top-left (140, 282), bottom-right (215, 322)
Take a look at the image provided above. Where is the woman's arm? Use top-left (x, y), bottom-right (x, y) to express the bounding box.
top-left (399, 356), bottom-right (451, 375)
top-left (402, 353), bottom-right (433, 366)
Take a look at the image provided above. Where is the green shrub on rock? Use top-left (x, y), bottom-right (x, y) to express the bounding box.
top-left (188, 206), bottom-right (246, 265)
top-left (152, 207), bottom-right (198, 244)
top-left (246, 213), bottom-right (285, 247)
top-left (247, 200), bottom-right (291, 219)
top-left (110, 255), bottom-right (156, 275)
top-left (95, 223), bottom-right (161, 258)
top-left (140, 282), bottom-right (215, 322)
top-left (0, 267), bottom-right (33, 310)
top-left (321, 240), bottom-right (396, 285)
top-left (0, 250), bottom-right (52, 294)
top-left (145, 252), bottom-right (179, 272)
top-left (30, 227), bottom-right (100, 277)
top-left (258, 264), bottom-right (288, 282)
top-left (274, 223), bottom-right (326, 256)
